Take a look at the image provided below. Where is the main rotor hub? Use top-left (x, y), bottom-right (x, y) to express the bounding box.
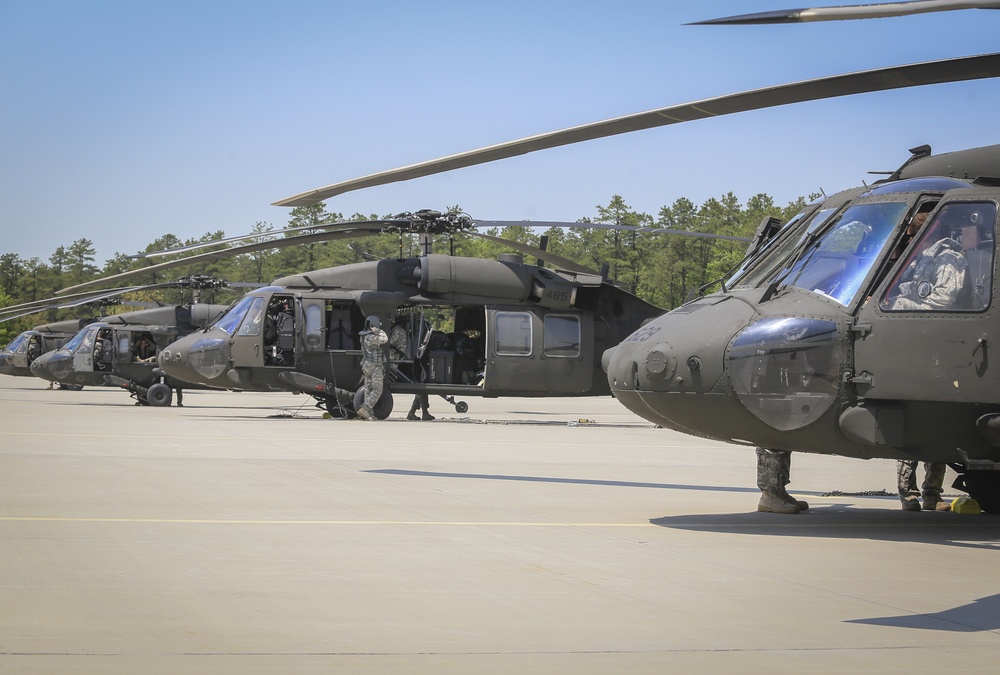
top-left (384, 210), bottom-right (475, 236)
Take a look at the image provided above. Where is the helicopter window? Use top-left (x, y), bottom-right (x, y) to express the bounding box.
top-left (882, 201), bottom-right (996, 312)
top-left (6, 333), bottom-right (28, 353)
top-left (780, 201), bottom-right (907, 305)
top-left (495, 311), bottom-right (532, 356)
top-left (61, 328), bottom-right (90, 354)
top-left (865, 177), bottom-right (972, 195)
top-left (214, 294), bottom-right (257, 335)
top-left (304, 302), bottom-right (323, 350)
top-left (76, 326), bottom-right (99, 355)
top-left (543, 314), bottom-right (581, 358)
top-left (236, 297), bottom-right (267, 336)
top-left (729, 207), bottom-right (838, 289)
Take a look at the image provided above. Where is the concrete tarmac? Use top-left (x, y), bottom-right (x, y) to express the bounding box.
top-left (1, 378), bottom-right (999, 673)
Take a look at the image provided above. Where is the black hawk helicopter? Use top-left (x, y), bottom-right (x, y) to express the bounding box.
top-left (57, 212), bottom-right (676, 418)
top-left (0, 319), bottom-right (94, 380)
top-left (0, 287), bottom-right (161, 384)
top-left (243, 10), bottom-right (1000, 508)
top-left (28, 277), bottom-right (231, 405)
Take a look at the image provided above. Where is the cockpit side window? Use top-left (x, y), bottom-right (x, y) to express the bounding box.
top-left (214, 295), bottom-right (257, 335)
top-left (881, 202), bottom-right (996, 312)
top-left (237, 297), bottom-right (267, 336)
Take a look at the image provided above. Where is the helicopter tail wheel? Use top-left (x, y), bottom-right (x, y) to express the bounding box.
top-left (353, 386), bottom-right (395, 420)
top-left (455, 401), bottom-right (469, 413)
top-left (146, 383), bottom-right (173, 407)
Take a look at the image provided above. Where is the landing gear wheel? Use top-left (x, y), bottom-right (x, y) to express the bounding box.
top-left (353, 386), bottom-right (394, 420)
top-left (455, 401), bottom-right (469, 413)
top-left (146, 383), bottom-right (173, 407)
top-left (958, 471), bottom-right (1000, 513)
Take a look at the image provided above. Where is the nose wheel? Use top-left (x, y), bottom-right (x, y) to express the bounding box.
top-left (437, 394), bottom-right (468, 413)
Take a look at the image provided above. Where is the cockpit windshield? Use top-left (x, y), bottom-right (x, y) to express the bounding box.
top-left (733, 201), bottom-right (908, 306)
top-left (213, 294), bottom-right (258, 335)
top-left (3, 334), bottom-right (27, 353)
top-left (62, 325), bottom-right (99, 354)
top-left (729, 207), bottom-right (837, 290)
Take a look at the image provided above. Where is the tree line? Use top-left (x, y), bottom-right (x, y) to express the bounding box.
top-left (0, 192), bottom-right (811, 344)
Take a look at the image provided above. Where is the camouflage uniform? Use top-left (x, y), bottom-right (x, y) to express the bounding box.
top-left (756, 448), bottom-right (808, 514)
top-left (359, 327), bottom-right (388, 419)
top-left (897, 460), bottom-right (950, 511)
top-left (891, 237), bottom-right (967, 310)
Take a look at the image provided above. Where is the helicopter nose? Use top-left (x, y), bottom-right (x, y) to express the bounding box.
top-left (606, 297), bottom-right (758, 432)
top-left (158, 331), bottom-right (231, 386)
top-left (30, 351), bottom-right (67, 382)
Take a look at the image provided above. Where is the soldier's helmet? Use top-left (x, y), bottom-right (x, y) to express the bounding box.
top-left (365, 316), bottom-right (382, 331)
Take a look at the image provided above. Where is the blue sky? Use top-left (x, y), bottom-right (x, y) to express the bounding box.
top-left (2, 0), bottom-right (999, 265)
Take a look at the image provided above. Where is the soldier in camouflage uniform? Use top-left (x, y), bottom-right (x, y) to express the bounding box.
top-left (897, 460), bottom-right (950, 511)
top-left (358, 316), bottom-right (388, 420)
top-left (756, 448), bottom-right (809, 514)
top-left (889, 208), bottom-right (973, 312)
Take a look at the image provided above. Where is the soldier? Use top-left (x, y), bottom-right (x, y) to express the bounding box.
top-left (890, 209), bottom-right (970, 311)
top-left (756, 448), bottom-right (809, 514)
top-left (357, 315), bottom-right (388, 420)
top-left (897, 460), bottom-right (950, 511)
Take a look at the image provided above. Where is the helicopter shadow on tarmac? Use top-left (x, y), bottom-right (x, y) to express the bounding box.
top-left (651, 508), bottom-right (1000, 550)
top-left (845, 593), bottom-right (1000, 633)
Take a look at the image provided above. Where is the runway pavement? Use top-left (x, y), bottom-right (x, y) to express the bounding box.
top-left (1, 378), bottom-right (999, 673)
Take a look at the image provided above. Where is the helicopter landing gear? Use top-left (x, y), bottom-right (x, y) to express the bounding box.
top-left (954, 469), bottom-right (1000, 513)
top-left (438, 393), bottom-right (468, 413)
top-left (146, 382), bottom-right (173, 407)
top-left (353, 386), bottom-right (394, 420)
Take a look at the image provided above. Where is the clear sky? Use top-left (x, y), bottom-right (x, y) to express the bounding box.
top-left (2, 0), bottom-right (999, 265)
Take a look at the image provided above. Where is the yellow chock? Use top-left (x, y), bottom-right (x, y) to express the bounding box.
top-left (322, 412), bottom-right (331, 419)
top-left (950, 496), bottom-right (982, 514)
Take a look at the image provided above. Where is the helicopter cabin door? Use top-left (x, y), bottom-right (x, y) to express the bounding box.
top-left (484, 308), bottom-right (593, 395)
top-left (852, 198), bottom-right (997, 407)
top-left (229, 294), bottom-right (300, 369)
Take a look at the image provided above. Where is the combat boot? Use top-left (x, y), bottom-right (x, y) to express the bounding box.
top-left (901, 496), bottom-right (921, 511)
top-left (357, 406), bottom-right (372, 420)
top-left (758, 491), bottom-right (801, 514)
top-left (407, 403), bottom-right (420, 421)
top-left (922, 497), bottom-right (951, 512)
top-left (422, 412), bottom-right (435, 421)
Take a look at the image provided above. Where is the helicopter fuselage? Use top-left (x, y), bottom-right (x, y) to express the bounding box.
top-left (156, 254), bottom-right (662, 415)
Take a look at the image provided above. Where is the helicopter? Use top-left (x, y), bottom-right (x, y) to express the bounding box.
top-left (29, 302), bottom-right (230, 405)
top-left (0, 287), bottom-right (162, 384)
top-left (247, 25), bottom-right (1000, 507)
top-left (26, 277), bottom-right (234, 405)
top-left (0, 318), bottom-right (94, 381)
top-left (56, 211), bottom-right (672, 418)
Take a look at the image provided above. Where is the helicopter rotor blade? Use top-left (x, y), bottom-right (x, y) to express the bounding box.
top-left (465, 231), bottom-right (601, 276)
top-left (273, 52), bottom-right (1000, 207)
top-left (689, 0), bottom-right (1000, 25)
top-left (133, 219), bottom-right (381, 259)
top-left (56, 225), bottom-right (394, 295)
top-left (473, 220), bottom-right (752, 243)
